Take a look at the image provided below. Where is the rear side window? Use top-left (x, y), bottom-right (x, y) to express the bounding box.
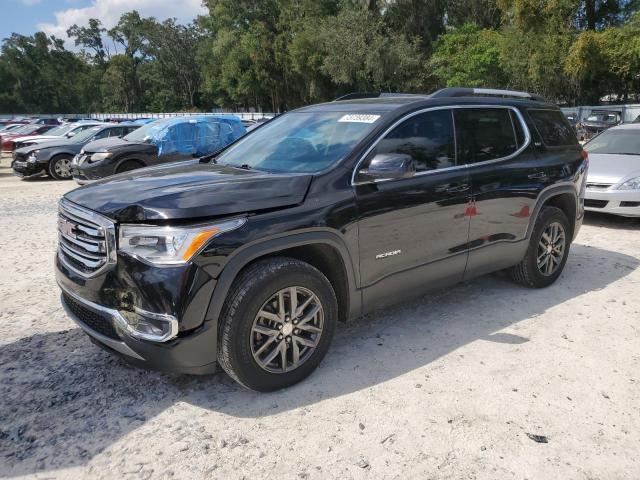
top-left (366, 109), bottom-right (455, 172)
top-left (528, 109), bottom-right (576, 146)
top-left (454, 108), bottom-right (519, 164)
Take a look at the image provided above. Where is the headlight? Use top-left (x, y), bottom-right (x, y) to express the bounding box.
top-left (118, 218), bottom-right (246, 265)
top-left (89, 152), bottom-right (112, 163)
top-left (27, 150), bottom-right (39, 163)
top-left (617, 176), bottom-right (640, 190)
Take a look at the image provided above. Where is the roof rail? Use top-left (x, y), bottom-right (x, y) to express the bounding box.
top-left (333, 92), bottom-right (429, 101)
top-left (430, 87), bottom-right (546, 102)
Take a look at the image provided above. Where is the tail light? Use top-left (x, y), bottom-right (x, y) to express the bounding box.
top-left (580, 149), bottom-right (589, 167)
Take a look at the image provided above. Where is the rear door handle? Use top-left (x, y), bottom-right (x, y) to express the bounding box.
top-left (445, 183), bottom-right (470, 193)
top-left (528, 172), bottom-right (547, 180)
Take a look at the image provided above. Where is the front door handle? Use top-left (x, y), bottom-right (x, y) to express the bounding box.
top-left (444, 183), bottom-right (470, 193)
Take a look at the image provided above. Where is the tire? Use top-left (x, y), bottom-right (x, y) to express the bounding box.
top-left (218, 257), bottom-right (338, 391)
top-left (116, 160), bottom-right (143, 174)
top-left (510, 206), bottom-right (571, 288)
top-left (48, 155), bottom-right (73, 180)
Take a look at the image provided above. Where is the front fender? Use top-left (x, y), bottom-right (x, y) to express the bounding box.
top-left (203, 230), bottom-right (362, 327)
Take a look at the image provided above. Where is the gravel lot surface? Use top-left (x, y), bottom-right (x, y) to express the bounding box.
top-left (1, 156), bottom-right (639, 480)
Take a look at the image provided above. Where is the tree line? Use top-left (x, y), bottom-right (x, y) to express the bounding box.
top-left (1, 0), bottom-right (639, 114)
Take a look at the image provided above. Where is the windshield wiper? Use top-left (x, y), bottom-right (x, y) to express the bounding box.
top-left (224, 163), bottom-right (252, 170)
top-left (609, 152), bottom-right (640, 156)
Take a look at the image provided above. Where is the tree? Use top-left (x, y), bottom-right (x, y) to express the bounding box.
top-left (430, 24), bottom-right (505, 88)
top-left (67, 18), bottom-right (110, 67)
top-left (316, 7), bottom-right (425, 93)
top-left (141, 19), bottom-right (204, 109)
top-left (0, 32), bottom-right (92, 113)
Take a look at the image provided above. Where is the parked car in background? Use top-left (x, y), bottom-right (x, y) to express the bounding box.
top-left (29, 118), bottom-right (61, 126)
top-left (12, 122), bottom-right (104, 150)
top-left (0, 124), bottom-right (27, 133)
top-left (0, 119), bottom-right (29, 128)
top-left (12, 123), bottom-right (140, 180)
top-left (583, 123), bottom-right (640, 217)
top-left (71, 115), bottom-right (246, 183)
top-left (1, 124), bottom-right (57, 152)
top-left (55, 88), bottom-right (586, 391)
top-left (578, 110), bottom-right (622, 141)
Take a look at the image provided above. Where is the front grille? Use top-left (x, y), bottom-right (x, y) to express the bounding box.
top-left (586, 183), bottom-right (613, 190)
top-left (584, 199), bottom-right (608, 208)
top-left (620, 201), bottom-right (640, 207)
top-left (62, 293), bottom-right (119, 340)
top-left (57, 199), bottom-right (116, 277)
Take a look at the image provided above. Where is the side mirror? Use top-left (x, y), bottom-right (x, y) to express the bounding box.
top-left (357, 153), bottom-right (416, 183)
top-left (66, 131), bottom-right (76, 138)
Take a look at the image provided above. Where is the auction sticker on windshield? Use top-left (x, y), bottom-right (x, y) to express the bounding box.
top-left (338, 114), bottom-right (380, 123)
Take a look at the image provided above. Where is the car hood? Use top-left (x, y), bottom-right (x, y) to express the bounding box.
top-left (16, 139), bottom-right (78, 154)
top-left (13, 134), bottom-right (62, 143)
top-left (587, 153), bottom-right (640, 184)
top-left (64, 161), bottom-right (313, 222)
top-left (82, 137), bottom-right (148, 153)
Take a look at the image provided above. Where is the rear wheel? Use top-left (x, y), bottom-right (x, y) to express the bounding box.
top-left (510, 206), bottom-right (571, 288)
top-left (217, 257), bottom-right (338, 391)
top-left (116, 160), bottom-right (143, 174)
top-left (48, 155), bottom-right (73, 180)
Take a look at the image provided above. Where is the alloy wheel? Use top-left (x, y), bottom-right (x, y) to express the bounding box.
top-left (54, 158), bottom-right (72, 178)
top-left (537, 221), bottom-right (566, 276)
top-left (250, 286), bottom-right (324, 373)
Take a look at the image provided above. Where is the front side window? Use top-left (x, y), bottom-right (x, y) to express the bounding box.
top-left (529, 109), bottom-right (577, 147)
top-left (455, 108), bottom-right (519, 164)
top-left (362, 109), bottom-right (456, 172)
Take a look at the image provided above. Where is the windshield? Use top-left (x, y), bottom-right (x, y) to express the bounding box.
top-left (11, 124), bottom-right (40, 135)
top-left (44, 124), bottom-right (75, 136)
top-left (586, 112), bottom-right (618, 123)
top-left (585, 129), bottom-right (640, 155)
top-left (70, 126), bottom-right (104, 144)
top-left (123, 119), bottom-right (172, 142)
top-left (214, 112), bottom-right (380, 173)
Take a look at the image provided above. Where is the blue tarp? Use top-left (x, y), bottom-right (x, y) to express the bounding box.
top-left (140, 116), bottom-right (246, 157)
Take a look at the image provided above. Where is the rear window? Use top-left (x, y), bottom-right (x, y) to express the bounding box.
top-left (454, 108), bottom-right (519, 164)
top-left (529, 109), bottom-right (576, 147)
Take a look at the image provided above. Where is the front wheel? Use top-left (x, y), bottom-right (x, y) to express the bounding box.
top-left (510, 206), bottom-right (571, 288)
top-left (217, 257), bottom-right (338, 391)
top-left (48, 155), bottom-right (73, 180)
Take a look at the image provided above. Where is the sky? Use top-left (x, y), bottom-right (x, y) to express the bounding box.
top-left (0, 0), bottom-right (206, 44)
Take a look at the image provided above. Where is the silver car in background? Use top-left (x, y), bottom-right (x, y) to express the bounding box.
top-left (583, 124), bottom-right (640, 217)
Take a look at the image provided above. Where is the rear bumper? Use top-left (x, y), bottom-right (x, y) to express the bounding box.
top-left (585, 189), bottom-right (640, 217)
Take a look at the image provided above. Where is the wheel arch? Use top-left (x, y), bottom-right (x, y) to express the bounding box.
top-left (204, 231), bottom-right (361, 328)
top-left (527, 184), bottom-right (578, 240)
top-left (115, 158), bottom-right (145, 173)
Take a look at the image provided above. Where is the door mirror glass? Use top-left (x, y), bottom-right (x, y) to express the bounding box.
top-left (357, 153), bottom-right (415, 182)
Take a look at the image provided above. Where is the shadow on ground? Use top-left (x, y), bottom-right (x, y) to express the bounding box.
top-left (583, 210), bottom-right (640, 230)
top-left (0, 243), bottom-right (637, 476)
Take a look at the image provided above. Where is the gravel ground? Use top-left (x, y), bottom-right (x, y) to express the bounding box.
top-left (1, 156), bottom-right (639, 480)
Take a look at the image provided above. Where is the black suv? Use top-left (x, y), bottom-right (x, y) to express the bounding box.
top-left (56, 88), bottom-right (587, 391)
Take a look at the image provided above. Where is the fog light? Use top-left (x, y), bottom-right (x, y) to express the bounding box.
top-left (117, 308), bottom-right (178, 342)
